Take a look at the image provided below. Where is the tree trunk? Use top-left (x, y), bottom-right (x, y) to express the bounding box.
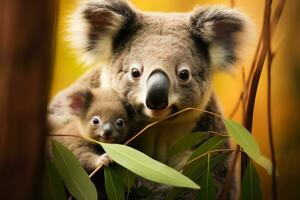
top-left (0, 1), bottom-right (58, 199)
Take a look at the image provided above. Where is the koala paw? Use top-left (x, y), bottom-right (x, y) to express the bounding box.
top-left (96, 153), bottom-right (112, 167)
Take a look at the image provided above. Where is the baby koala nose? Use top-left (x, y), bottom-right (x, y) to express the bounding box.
top-left (101, 122), bottom-right (114, 138)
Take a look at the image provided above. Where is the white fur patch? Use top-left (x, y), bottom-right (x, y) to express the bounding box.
top-left (66, 0), bottom-right (126, 66)
top-left (100, 67), bottom-right (112, 89)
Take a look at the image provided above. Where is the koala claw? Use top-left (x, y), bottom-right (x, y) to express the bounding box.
top-left (96, 153), bottom-right (112, 167)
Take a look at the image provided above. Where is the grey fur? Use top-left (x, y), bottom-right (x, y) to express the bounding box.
top-left (49, 88), bottom-right (133, 173)
top-left (50, 0), bottom-right (252, 199)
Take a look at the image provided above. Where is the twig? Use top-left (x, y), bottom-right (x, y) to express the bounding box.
top-left (89, 164), bottom-right (104, 178)
top-left (180, 149), bottom-right (242, 171)
top-left (207, 131), bottom-right (230, 137)
top-left (48, 134), bottom-right (84, 139)
top-left (124, 107), bottom-right (225, 145)
top-left (242, 0), bottom-right (273, 178)
top-left (229, 0), bottom-right (285, 119)
top-left (267, 40), bottom-right (278, 200)
top-left (241, 1), bottom-right (286, 199)
top-left (87, 107), bottom-right (226, 178)
top-left (219, 146), bottom-right (240, 200)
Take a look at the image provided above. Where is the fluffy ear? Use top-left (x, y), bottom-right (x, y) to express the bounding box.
top-left (68, 0), bottom-right (138, 65)
top-left (68, 90), bottom-right (93, 116)
top-left (189, 6), bottom-right (253, 71)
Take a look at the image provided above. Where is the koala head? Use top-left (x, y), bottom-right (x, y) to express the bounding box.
top-left (68, 88), bottom-right (131, 143)
top-left (68, 0), bottom-right (252, 120)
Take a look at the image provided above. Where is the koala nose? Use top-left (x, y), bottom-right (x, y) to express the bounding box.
top-left (146, 69), bottom-right (170, 110)
top-left (102, 122), bottom-right (113, 138)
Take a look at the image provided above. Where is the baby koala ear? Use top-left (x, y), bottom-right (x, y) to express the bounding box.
top-left (68, 0), bottom-right (138, 66)
top-left (189, 6), bottom-right (253, 71)
top-left (69, 90), bottom-right (93, 116)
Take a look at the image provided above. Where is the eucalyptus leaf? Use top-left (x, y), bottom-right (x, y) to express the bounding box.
top-left (241, 160), bottom-right (263, 200)
top-left (104, 167), bottom-right (125, 200)
top-left (99, 143), bottom-right (200, 189)
top-left (43, 160), bottom-right (67, 200)
top-left (183, 135), bottom-right (226, 177)
top-left (52, 140), bottom-right (97, 200)
top-left (166, 136), bottom-right (226, 200)
top-left (196, 172), bottom-right (216, 200)
top-left (167, 131), bottom-right (208, 157)
top-left (224, 120), bottom-right (272, 174)
top-left (114, 164), bottom-right (136, 189)
top-left (167, 153), bottom-right (228, 200)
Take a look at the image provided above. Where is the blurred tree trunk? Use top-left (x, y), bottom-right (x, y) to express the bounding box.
top-left (0, 1), bottom-right (58, 199)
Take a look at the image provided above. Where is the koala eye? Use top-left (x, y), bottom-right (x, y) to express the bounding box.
top-left (115, 118), bottom-right (125, 128)
top-left (91, 116), bottom-right (101, 125)
top-left (130, 64), bottom-right (143, 79)
top-left (177, 67), bottom-right (191, 82)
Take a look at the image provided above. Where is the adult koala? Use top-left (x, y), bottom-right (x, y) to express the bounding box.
top-left (49, 0), bottom-right (252, 198)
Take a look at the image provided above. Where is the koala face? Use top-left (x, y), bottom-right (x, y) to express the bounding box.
top-left (109, 23), bottom-right (211, 119)
top-left (68, 0), bottom-right (252, 120)
top-left (69, 89), bottom-right (130, 143)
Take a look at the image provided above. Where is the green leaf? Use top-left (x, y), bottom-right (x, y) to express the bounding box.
top-left (43, 160), bottom-right (67, 200)
top-left (196, 153), bottom-right (216, 200)
top-left (241, 160), bottom-right (263, 200)
top-left (104, 167), bottom-right (125, 200)
top-left (113, 164), bottom-right (136, 189)
top-left (196, 172), bottom-right (216, 200)
top-left (167, 131), bottom-right (208, 157)
top-left (52, 140), bottom-right (97, 200)
top-left (193, 152), bottom-right (229, 181)
top-left (166, 136), bottom-right (226, 200)
top-left (99, 143), bottom-right (200, 189)
top-left (167, 153), bottom-right (228, 200)
top-left (183, 135), bottom-right (226, 177)
top-left (224, 120), bottom-right (272, 175)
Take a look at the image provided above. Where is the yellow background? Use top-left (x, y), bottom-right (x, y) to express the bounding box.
top-left (52, 0), bottom-right (299, 199)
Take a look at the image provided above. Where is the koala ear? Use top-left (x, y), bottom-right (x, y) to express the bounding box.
top-left (69, 90), bottom-right (93, 116)
top-left (68, 0), bottom-right (138, 65)
top-left (189, 6), bottom-right (253, 71)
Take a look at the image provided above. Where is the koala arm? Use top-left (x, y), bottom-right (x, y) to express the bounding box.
top-left (69, 139), bottom-right (111, 172)
top-left (49, 121), bottom-right (108, 173)
top-left (48, 67), bottom-right (101, 129)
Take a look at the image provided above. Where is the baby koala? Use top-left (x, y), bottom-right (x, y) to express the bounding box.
top-left (50, 88), bottom-right (134, 172)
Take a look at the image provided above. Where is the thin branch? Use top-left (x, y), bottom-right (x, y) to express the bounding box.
top-left (79, 107), bottom-right (226, 178)
top-left (229, 0), bottom-right (285, 119)
top-left (219, 146), bottom-right (240, 200)
top-left (180, 149), bottom-right (242, 171)
top-left (207, 131), bottom-right (230, 137)
top-left (124, 107), bottom-right (225, 145)
top-left (242, 0), bottom-right (273, 178)
top-left (267, 42), bottom-right (278, 200)
top-left (48, 134), bottom-right (84, 139)
top-left (89, 164), bottom-right (104, 178)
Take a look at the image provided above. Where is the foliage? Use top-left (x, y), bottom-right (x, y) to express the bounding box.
top-left (224, 119), bottom-right (272, 175)
top-left (241, 160), bottom-right (263, 200)
top-left (51, 140), bottom-right (97, 200)
top-left (43, 160), bottom-right (67, 200)
top-left (46, 116), bottom-right (270, 199)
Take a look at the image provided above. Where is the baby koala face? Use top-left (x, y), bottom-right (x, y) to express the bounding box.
top-left (84, 103), bottom-right (129, 143)
top-left (69, 88), bottom-right (132, 143)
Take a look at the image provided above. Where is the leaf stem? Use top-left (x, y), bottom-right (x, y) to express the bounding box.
top-left (125, 107), bottom-right (225, 145)
top-left (180, 149), bottom-right (243, 170)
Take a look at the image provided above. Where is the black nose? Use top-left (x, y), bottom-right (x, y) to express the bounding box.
top-left (146, 70), bottom-right (170, 110)
top-left (102, 123), bottom-right (113, 138)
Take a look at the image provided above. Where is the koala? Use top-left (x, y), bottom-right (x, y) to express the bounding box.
top-left (49, 88), bottom-right (134, 172)
top-left (49, 0), bottom-right (252, 198)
